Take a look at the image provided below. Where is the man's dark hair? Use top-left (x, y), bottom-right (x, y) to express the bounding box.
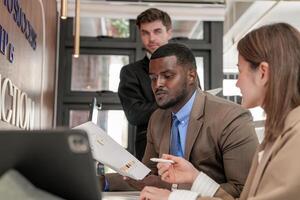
top-left (136, 8), bottom-right (172, 30)
top-left (151, 43), bottom-right (197, 70)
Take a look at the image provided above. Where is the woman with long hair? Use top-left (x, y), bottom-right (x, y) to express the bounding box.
top-left (140, 22), bottom-right (300, 200)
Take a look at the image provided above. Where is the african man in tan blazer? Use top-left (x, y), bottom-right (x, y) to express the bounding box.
top-left (107, 89), bottom-right (258, 197)
top-left (106, 43), bottom-right (258, 198)
top-left (140, 23), bottom-right (300, 200)
top-left (141, 88), bottom-right (258, 197)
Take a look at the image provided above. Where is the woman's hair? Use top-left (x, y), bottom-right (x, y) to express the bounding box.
top-left (237, 23), bottom-right (300, 144)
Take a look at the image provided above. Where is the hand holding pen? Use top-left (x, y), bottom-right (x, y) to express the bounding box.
top-left (154, 154), bottom-right (200, 184)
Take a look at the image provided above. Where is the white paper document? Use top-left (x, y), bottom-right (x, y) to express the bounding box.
top-left (74, 121), bottom-right (151, 180)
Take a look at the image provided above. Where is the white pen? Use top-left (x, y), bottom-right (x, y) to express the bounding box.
top-left (150, 158), bottom-right (175, 164)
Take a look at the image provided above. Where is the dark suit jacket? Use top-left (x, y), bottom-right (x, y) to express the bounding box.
top-left (118, 56), bottom-right (157, 160)
top-left (108, 89), bottom-right (258, 198)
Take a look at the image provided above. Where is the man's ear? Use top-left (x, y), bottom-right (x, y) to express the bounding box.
top-left (257, 61), bottom-right (269, 86)
top-left (187, 69), bottom-right (197, 85)
top-left (167, 28), bottom-right (173, 40)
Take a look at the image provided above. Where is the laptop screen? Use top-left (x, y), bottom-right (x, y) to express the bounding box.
top-left (0, 130), bottom-right (101, 200)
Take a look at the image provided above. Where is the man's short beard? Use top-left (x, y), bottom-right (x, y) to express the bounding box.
top-left (157, 98), bottom-right (179, 109)
top-left (157, 85), bottom-right (188, 110)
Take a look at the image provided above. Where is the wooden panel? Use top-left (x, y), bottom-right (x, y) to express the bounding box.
top-left (40, 0), bottom-right (57, 128)
top-left (0, 0), bottom-right (57, 129)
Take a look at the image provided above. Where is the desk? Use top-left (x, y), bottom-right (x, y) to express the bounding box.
top-left (102, 191), bottom-right (140, 200)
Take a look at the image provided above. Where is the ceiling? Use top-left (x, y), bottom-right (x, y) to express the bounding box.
top-left (223, 0), bottom-right (300, 73)
top-left (82, 0), bottom-right (225, 3)
top-left (57, 0), bottom-right (225, 20)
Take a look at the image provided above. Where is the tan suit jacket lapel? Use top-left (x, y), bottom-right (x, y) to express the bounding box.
top-left (247, 137), bottom-right (282, 197)
top-left (184, 89), bottom-right (205, 159)
top-left (244, 107), bottom-right (300, 199)
top-left (159, 112), bottom-right (172, 157)
top-left (239, 151), bottom-right (259, 200)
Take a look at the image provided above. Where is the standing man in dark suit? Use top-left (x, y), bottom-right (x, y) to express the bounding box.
top-left (118, 8), bottom-right (173, 160)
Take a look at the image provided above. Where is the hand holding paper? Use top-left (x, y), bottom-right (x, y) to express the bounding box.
top-left (74, 122), bottom-right (150, 180)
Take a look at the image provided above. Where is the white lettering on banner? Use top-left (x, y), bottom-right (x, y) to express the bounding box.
top-left (0, 74), bottom-right (35, 129)
top-left (1, 78), bottom-right (13, 123)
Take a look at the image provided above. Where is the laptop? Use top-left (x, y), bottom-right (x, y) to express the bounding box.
top-left (0, 129), bottom-right (101, 200)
